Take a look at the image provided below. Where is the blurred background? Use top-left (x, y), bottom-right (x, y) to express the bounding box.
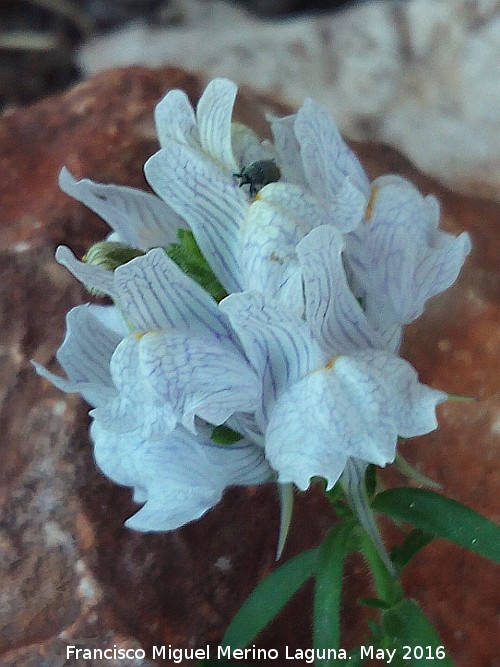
top-left (2, 0), bottom-right (500, 200)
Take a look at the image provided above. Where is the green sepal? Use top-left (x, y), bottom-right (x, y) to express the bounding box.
top-left (210, 425), bottom-right (243, 445)
top-left (394, 453), bottom-right (441, 489)
top-left (165, 229), bottom-right (227, 302)
top-left (83, 241), bottom-right (145, 296)
top-left (276, 483), bottom-right (294, 560)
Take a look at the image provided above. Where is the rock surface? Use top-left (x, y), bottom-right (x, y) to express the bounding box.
top-left (78, 0), bottom-right (500, 203)
top-left (0, 66), bottom-right (499, 666)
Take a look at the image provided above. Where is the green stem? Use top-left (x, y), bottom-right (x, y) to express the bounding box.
top-left (357, 529), bottom-right (402, 608)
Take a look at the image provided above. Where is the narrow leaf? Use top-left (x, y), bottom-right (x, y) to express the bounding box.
top-left (382, 599), bottom-right (454, 666)
top-left (373, 488), bottom-right (500, 564)
top-left (313, 523), bottom-right (354, 664)
top-left (390, 529), bottom-right (434, 571)
top-left (222, 547), bottom-right (319, 649)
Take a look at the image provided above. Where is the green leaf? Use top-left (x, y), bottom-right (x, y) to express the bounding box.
top-left (222, 547), bottom-right (319, 649)
top-left (364, 464), bottom-right (377, 498)
top-left (373, 488), bottom-right (500, 564)
top-left (359, 596), bottom-right (392, 610)
top-left (165, 229), bottom-right (227, 302)
top-left (210, 425), bottom-right (243, 445)
top-left (313, 523), bottom-right (354, 664)
top-left (382, 599), bottom-right (454, 666)
top-left (390, 529), bottom-right (434, 571)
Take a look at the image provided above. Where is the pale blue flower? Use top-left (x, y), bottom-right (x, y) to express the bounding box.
top-left (345, 175), bottom-right (472, 333)
top-left (146, 80), bottom-right (471, 350)
top-left (219, 225), bottom-right (447, 491)
top-left (35, 78), bottom-right (468, 542)
top-left (34, 250), bottom-right (272, 531)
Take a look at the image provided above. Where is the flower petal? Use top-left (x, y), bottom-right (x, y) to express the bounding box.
top-left (347, 178), bottom-right (472, 324)
top-left (295, 98), bottom-right (370, 198)
top-left (268, 112), bottom-right (307, 186)
top-left (138, 331), bottom-right (260, 431)
top-left (294, 98), bottom-right (369, 232)
top-left (360, 351), bottom-right (447, 437)
top-left (231, 122), bottom-right (269, 168)
top-left (91, 336), bottom-right (176, 439)
top-left (241, 197), bottom-right (308, 306)
top-left (114, 248), bottom-right (234, 339)
top-left (55, 246), bottom-right (116, 298)
top-left (59, 168), bottom-right (187, 250)
top-left (145, 142), bottom-right (245, 293)
top-left (91, 421), bottom-right (272, 532)
top-left (154, 87), bottom-right (198, 148)
top-left (32, 304), bottom-right (124, 407)
top-left (57, 304), bottom-right (124, 386)
top-left (220, 292), bottom-right (323, 425)
top-left (297, 225), bottom-right (383, 353)
top-left (196, 78), bottom-right (239, 173)
top-left (265, 359), bottom-right (397, 491)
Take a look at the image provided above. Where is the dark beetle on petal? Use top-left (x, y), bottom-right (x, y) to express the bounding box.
top-left (234, 160), bottom-right (281, 197)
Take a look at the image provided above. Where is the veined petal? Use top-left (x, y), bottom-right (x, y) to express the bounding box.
top-left (348, 179), bottom-right (472, 325)
top-left (138, 331), bottom-right (260, 431)
top-left (196, 78), bottom-right (239, 173)
top-left (91, 419), bottom-right (141, 489)
top-left (265, 359), bottom-right (397, 491)
top-left (57, 304), bottom-right (123, 386)
top-left (241, 198), bottom-right (307, 302)
top-left (91, 336), bottom-right (176, 439)
top-left (91, 421), bottom-right (272, 532)
top-left (114, 248), bottom-right (234, 339)
top-left (85, 303), bottom-right (129, 338)
top-left (328, 176), bottom-right (369, 232)
top-left (154, 87), bottom-right (198, 148)
top-left (220, 292), bottom-right (323, 425)
top-left (416, 231), bottom-right (471, 305)
top-left (33, 362), bottom-right (115, 408)
top-left (55, 246), bottom-right (116, 298)
top-left (59, 168), bottom-right (187, 250)
top-left (294, 98), bottom-right (370, 202)
top-left (268, 113), bottom-right (307, 187)
top-left (356, 350), bottom-right (447, 437)
top-left (231, 122), bottom-right (270, 168)
top-left (297, 225), bottom-right (383, 354)
top-left (257, 182), bottom-right (328, 229)
top-left (145, 142), bottom-right (245, 293)
top-left (32, 303), bottom-right (124, 407)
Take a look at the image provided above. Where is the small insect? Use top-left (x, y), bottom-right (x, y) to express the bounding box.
top-left (233, 159), bottom-right (281, 197)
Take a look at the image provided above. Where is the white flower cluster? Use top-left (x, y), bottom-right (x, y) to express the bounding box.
top-left (35, 79), bottom-right (471, 534)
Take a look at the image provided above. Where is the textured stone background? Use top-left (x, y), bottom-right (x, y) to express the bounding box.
top-left (0, 66), bottom-right (499, 666)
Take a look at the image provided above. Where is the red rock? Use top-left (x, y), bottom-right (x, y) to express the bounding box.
top-left (0, 67), bottom-right (498, 666)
